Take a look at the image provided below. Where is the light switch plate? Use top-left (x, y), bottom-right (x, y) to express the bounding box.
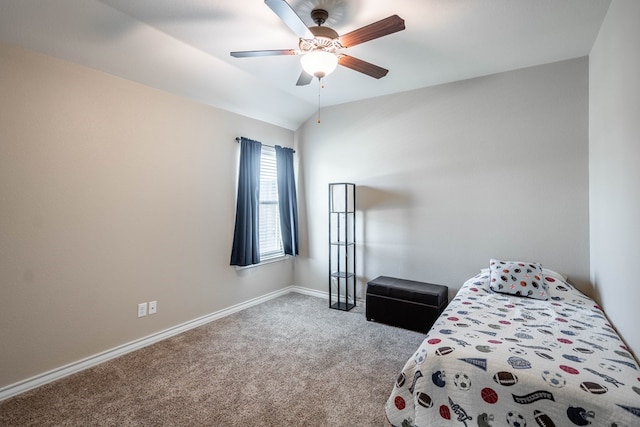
top-left (138, 302), bottom-right (147, 317)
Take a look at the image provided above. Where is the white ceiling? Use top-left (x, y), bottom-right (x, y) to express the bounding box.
top-left (0, 0), bottom-right (610, 130)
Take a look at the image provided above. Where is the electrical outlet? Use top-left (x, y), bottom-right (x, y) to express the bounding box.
top-left (138, 302), bottom-right (147, 318)
top-left (149, 300), bottom-right (157, 315)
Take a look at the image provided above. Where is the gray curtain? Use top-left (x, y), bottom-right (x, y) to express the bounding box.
top-left (230, 138), bottom-right (262, 266)
top-left (275, 145), bottom-right (299, 256)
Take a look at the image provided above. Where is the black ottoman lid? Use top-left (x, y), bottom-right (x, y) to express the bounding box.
top-left (367, 276), bottom-right (447, 307)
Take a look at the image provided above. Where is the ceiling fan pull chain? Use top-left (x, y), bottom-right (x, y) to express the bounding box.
top-left (317, 78), bottom-right (322, 123)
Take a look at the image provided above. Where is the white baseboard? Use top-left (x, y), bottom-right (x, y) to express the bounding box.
top-left (290, 285), bottom-right (328, 299)
top-left (0, 285), bottom-right (324, 402)
top-left (292, 286), bottom-right (365, 305)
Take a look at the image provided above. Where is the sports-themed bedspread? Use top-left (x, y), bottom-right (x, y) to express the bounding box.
top-left (385, 272), bottom-right (640, 427)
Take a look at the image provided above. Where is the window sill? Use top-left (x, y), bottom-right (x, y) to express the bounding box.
top-left (234, 255), bottom-right (291, 270)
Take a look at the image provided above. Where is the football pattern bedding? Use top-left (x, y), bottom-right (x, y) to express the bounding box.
top-left (385, 272), bottom-right (640, 427)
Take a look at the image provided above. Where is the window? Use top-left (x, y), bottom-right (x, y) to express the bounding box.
top-left (230, 138), bottom-right (297, 267)
top-left (258, 146), bottom-right (284, 259)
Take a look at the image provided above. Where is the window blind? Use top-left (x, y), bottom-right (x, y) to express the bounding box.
top-left (259, 146), bottom-right (284, 259)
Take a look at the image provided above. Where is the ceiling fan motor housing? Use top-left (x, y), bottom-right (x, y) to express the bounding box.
top-left (299, 9), bottom-right (341, 52)
top-left (300, 25), bottom-right (340, 52)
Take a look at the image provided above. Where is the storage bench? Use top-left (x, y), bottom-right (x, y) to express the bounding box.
top-left (366, 276), bottom-right (448, 333)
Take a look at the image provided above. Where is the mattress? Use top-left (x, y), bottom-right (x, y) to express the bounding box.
top-left (385, 271), bottom-right (640, 427)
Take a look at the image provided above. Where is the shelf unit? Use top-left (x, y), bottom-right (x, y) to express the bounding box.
top-left (329, 183), bottom-right (356, 311)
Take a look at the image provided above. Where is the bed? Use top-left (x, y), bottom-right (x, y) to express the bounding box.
top-left (385, 260), bottom-right (640, 427)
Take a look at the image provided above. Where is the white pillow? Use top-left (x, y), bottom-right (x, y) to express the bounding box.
top-left (481, 267), bottom-right (567, 281)
top-left (488, 259), bottom-right (549, 300)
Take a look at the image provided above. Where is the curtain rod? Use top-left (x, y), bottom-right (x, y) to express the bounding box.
top-left (235, 137), bottom-right (295, 153)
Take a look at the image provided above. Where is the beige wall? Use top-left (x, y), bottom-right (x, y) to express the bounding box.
top-left (0, 43), bottom-right (295, 388)
top-left (589, 0), bottom-right (640, 357)
top-left (295, 58), bottom-right (590, 303)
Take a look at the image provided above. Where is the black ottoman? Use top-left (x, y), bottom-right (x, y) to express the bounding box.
top-left (366, 276), bottom-right (448, 333)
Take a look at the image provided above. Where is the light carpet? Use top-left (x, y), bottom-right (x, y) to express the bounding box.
top-left (0, 293), bottom-right (425, 426)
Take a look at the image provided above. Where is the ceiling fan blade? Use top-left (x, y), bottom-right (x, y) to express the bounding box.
top-left (230, 49), bottom-right (297, 58)
top-left (296, 71), bottom-right (313, 86)
top-left (339, 15), bottom-right (405, 48)
top-left (338, 55), bottom-right (389, 79)
top-left (264, 0), bottom-right (314, 39)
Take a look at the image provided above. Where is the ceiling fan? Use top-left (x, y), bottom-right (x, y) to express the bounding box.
top-left (230, 0), bottom-right (405, 86)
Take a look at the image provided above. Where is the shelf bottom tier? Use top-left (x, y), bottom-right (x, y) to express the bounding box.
top-left (330, 301), bottom-right (356, 311)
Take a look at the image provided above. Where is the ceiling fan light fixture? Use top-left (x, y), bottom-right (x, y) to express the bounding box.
top-left (300, 50), bottom-right (338, 79)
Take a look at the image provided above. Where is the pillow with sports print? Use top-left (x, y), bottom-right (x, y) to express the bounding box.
top-left (488, 259), bottom-right (549, 300)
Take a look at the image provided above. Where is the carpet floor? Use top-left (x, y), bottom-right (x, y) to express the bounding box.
top-left (0, 293), bottom-right (425, 426)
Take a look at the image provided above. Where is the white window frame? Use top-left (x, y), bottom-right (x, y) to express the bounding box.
top-left (258, 146), bottom-right (284, 260)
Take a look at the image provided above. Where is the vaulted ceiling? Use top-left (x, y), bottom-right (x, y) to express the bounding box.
top-left (0, 0), bottom-right (611, 130)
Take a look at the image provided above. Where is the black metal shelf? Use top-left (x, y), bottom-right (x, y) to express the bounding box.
top-left (331, 301), bottom-right (356, 311)
top-left (330, 241), bottom-right (355, 246)
top-left (331, 271), bottom-right (355, 279)
top-left (329, 183), bottom-right (356, 312)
